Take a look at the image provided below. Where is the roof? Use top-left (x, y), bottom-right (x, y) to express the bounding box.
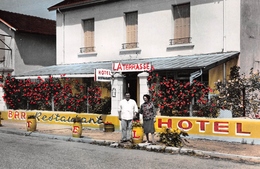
top-left (48, 0), bottom-right (119, 11)
top-left (15, 51), bottom-right (239, 78)
top-left (0, 10), bottom-right (56, 36)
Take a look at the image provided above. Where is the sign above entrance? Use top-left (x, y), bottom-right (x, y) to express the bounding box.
top-left (94, 69), bottom-right (112, 82)
top-left (112, 62), bottom-right (151, 72)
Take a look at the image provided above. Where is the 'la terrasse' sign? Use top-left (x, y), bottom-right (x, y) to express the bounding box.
top-left (112, 62), bottom-right (151, 72)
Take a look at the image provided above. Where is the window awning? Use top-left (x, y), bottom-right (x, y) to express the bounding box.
top-left (15, 51), bottom-right (239, 79)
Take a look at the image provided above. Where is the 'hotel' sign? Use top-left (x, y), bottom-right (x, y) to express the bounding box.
top-left (94, 69), bottom-right (112, 82)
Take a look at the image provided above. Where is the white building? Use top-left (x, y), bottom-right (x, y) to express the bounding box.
top-left (17, 0), bottom-right (260, 115)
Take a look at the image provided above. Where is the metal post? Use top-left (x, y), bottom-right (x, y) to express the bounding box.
top-left (223, 63), bottom-right (226, 84)
top-left (189, 69), bottom-right (203, 116)
top-left (87, 87), bottom-right (89, 113)
top-left (51, 97), bottom-right (54, 111)
top-left (49, 75), bottom-right (54, 111)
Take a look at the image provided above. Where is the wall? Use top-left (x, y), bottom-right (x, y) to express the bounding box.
top-left (0, 22), bottom-right (56, 75)
top-left (156, 116), bottom-right (260, 144)
top-left (2, 109), bottom-right (260, 144)
top-left (14, 32), bottom-right (56, 75)
top-left (240, 0), bottom-right (260, 76)
top-left (208, 57), bottom-right (238, 90)
top-left (2, 110), bottom-right (120, 130)
top-left (56, 0), bottom-right (240, 65)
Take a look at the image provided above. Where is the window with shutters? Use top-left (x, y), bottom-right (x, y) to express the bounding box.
top-left (170, 3), bottom-right (191, 45)
top-left (0, 35), bottom-right (7, 62)
top-left (80, 18), bottom-right (95, 53)
top-left (123, 11), bottom-right (138, 49)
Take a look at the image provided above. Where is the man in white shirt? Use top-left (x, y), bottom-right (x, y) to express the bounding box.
top-left (118, 92), bottom-right (138, 143)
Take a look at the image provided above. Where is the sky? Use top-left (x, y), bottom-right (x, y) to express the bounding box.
top-left (0, 0), bottom-right (61, 20)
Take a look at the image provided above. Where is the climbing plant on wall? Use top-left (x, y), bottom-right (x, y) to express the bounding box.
top-left (147, 67), bottom-right (217, 117)
top-left (1, 74), bottom-right (102, 113)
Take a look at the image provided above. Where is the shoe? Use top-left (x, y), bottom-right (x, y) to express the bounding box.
top-left (120, 139), bottom-right (127, 143)
top-left (127, 139), bottom-right (132, 142)
top-left (127, 139), bottom-right (132, 143)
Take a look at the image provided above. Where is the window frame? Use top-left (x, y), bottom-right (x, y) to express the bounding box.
top-left (123, 11), bottom-right (138, 49)
top-left (172, 3), bottom-right (191, 45)
top-left (81, 18), bottom-right (95, 53)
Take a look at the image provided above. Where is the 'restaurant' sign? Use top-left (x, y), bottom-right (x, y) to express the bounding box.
top-left (94, 69), bottom-right (112, 82)
top-left (112, 62), bottom-right (151, 72)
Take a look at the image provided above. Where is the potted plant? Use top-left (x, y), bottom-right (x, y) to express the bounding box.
top-left (157, 126), bottom-right (189, 147)
top-left (72, 116), bottom-right (82, 138)
top-left (132, 120), bottom-right (143, 144)
top-left (27, 114), bottom-right (37, 132)
top-left (103, 121), bottom-right (114, 132)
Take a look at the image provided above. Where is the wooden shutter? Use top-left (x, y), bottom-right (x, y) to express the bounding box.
top-left (0, 36), bottom-right (5, 62)
top-left (126, 12), bottom-right (138, 44)
top-left (174, 3), bottom-right (190, 43)
top-left (84, 19), bottom-right (94, 48)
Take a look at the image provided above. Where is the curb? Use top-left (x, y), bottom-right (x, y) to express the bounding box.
top-left (0, 128), bottom-right (260, 163)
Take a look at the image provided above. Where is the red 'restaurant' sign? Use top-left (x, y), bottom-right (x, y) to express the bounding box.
top-left (112, 63), bottom-right (151, 72)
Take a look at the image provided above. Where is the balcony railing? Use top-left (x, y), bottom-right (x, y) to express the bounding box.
top-left (80, 47), bottom-right (95, 53)
top-left (169, 37), bottom-right (192, 45)
top-left (122, 42), bottom-right (138, 49)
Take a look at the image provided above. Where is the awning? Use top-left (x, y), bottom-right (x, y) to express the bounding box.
top-left (15, 51), bottom-right (239, 78)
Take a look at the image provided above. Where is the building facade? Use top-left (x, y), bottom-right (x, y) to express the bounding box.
top-left (17, 0), bottom-right (260, 115)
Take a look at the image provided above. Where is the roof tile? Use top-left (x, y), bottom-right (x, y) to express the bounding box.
top-left (16, 52), bottom-right (239, 77)
top-left (0, 10), bottom-right (56, 36)
top-left (48, 0), bottom-right (119, 11)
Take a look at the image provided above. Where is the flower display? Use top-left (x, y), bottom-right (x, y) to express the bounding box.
top-left (132, 120), bottom-right (142, 128)
top-left (147, 67), bottom-right (215, 116)
top-left (148, 65), bottom-right (260, 118)
top-left (2, 74), bottom-right (102, 113)
top-left (104, 121), bottom-right (113, 125)
top-left (157, 126), bottom-right (189, 147)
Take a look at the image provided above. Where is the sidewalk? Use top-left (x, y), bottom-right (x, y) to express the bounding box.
top-left (1, 120), bottom-right (260, 164)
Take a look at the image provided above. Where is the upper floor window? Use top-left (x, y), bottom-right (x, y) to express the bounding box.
top-left (123, 11), bottom-right (138, 49)
top-left (0, 35), bottom-right (4, 61)
top-left (170, 3), bottom-right (191, 45)
top-left (80, 18), bottom-right (95, 53)
top-left (0, 34), bottom-right (9, 62)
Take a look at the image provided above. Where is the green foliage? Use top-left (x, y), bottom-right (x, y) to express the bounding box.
top-left (193, 96), bottom-right (219, 118)
top-left (90, 97), bottom-right (111, 114)
top-left (132, 120), bottom-right (142, 128)
top-left (147, 65), bottom-right (260, 118)
top-left (215, 66), bottom-right (260, 117)
top-left (214, 66), bottom-right (246, 117)
top-left (147, 67), bottom-right (214, 117)
top-left (2, 75), bottom-right (102, 113)
top-left (157, 127), bottom-right (189, 147)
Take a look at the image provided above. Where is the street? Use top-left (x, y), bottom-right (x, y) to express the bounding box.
top-left (0, 133), bottom-right (259, 169)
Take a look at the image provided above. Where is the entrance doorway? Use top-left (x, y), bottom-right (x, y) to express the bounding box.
top-left (124, 72), bottom-right (138, 102)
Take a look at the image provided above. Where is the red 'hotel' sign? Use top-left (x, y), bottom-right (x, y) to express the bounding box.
top-left (112, 62), bottom-right (151, 72)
